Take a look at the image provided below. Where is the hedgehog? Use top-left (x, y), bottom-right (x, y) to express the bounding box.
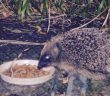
top-left (38, 28), bottom-right (110, 95)
top-left (38, 28), bottom-right (110, 80)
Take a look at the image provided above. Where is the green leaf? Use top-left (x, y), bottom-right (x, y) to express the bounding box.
top-left (97, 0), bottom-right (106, 12)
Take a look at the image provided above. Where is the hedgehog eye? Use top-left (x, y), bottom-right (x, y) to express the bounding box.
top-left (45, 55), bottom-right (50, 60)
top-left (43, 54), bottom-right (52, 61)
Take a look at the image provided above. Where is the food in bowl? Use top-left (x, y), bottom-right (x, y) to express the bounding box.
top-left (3, 64), bottom-right (49, 78)
top-left (0, 60), bottom-right (55, 85)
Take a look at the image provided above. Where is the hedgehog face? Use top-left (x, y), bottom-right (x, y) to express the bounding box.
top-left (38, 42), bottom-right (60, 69)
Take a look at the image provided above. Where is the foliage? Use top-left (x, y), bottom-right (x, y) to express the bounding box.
top-left (97, 0), bottom-right (109, 13)
top-left (2, 0), bottom-right (110, 20)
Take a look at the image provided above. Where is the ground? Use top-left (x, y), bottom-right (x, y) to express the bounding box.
top-left (0, 13), bottom-right (109, 96)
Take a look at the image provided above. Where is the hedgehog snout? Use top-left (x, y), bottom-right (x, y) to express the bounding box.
top-left (38, 54), bottom-right (52, 69)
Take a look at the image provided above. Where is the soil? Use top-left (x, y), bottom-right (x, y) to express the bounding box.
top-left (0, 10), bottom-right (109, 96)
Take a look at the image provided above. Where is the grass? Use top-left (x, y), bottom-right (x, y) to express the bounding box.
top-left (1, 0), bottom-right (109, 19)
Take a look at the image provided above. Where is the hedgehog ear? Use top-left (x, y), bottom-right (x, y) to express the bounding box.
top-left (52, 43), bottom-right (62, 60)
top-left (50, 43), bottom-right (60, 59)
top-left (55, 43), bottom-right (62, 52)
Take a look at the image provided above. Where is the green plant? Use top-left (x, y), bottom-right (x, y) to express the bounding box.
top-left (2, 0), bottom-right (110, 20)
top-left (42, 0), bottom-right (49, 15)
top-left (53, 0), bottom-right (66, 13)
top-left (14, 0), bottom-right (31, 20)
top-left (96, 0), bottom-right (109, 14)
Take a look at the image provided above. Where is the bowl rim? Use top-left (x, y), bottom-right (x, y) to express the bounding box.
top-left (0, 59), bottom-right (55, 85)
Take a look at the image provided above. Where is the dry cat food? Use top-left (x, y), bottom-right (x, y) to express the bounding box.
top-left (3, 64), bottom-right (49, 78)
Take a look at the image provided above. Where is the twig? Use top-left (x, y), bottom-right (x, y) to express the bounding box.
top-left (10, 48), bottom-right (31, 77)
top-left (69, 6), bottom-right (110, 32)
top-left (0, 40), bottom-right (45, 45)
top-left (28, 14), bottom-right (66, 22)
top-left (47, 4), bottom-right (51, 33)
top-left (102, 8), bottom-right (110, 27)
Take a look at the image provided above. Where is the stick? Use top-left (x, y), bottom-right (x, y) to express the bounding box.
top-left (10, 48), bottom-right (30, 77)
top-left (47, 4), bottom-right (51, 33)
top-left (102, 8), bottom-right (110, 27)
top-left (70, 6), bottom-right (110, 32)
top-left (28, 14), bottom-right (66, 22)
top-left (0, 40), bottom-right (45, 45)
